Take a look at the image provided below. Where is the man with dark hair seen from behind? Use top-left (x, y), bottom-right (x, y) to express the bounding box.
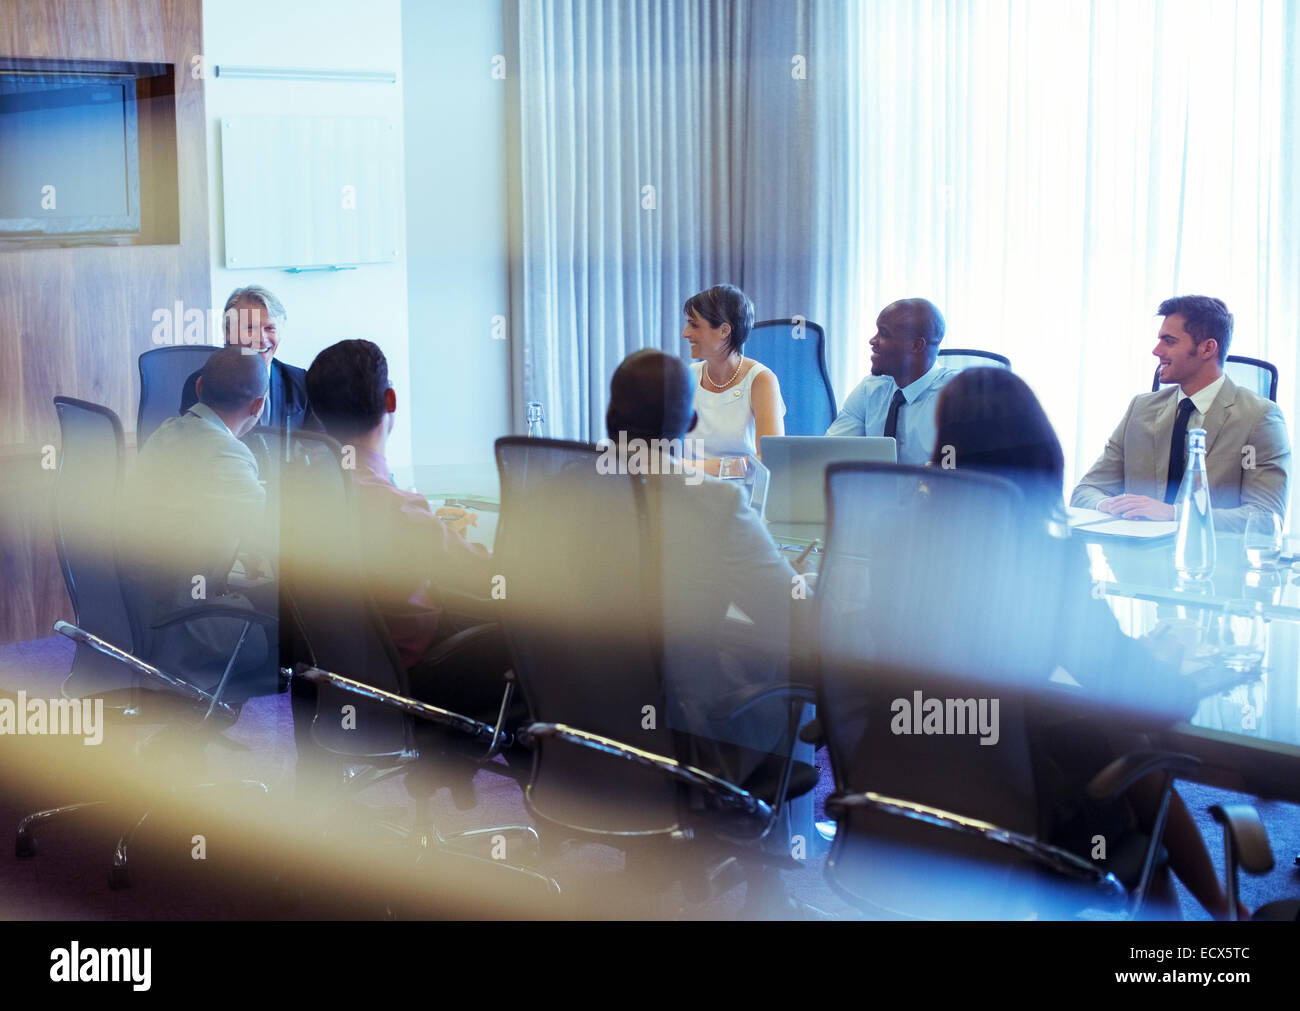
top-left (606, 350), bottom-right (805, 781)
top-left (304, 339), bottom-right (517, 732)
top-left (1071, 295), bottom-right (1290, 532)
top-left (826, 297), bottom-right (956, 464)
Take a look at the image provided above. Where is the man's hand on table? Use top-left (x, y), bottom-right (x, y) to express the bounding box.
top-left (1099, 494), bottom-right (1175, 521)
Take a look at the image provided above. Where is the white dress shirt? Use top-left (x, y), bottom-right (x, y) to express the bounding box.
top-left (825, 364), bottom-right (958, 465)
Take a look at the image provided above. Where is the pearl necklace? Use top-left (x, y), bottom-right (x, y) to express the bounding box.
top-left (704, 356), bottom-right (744, 390)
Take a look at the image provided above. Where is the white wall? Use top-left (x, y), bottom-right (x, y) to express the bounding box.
top-left (202, 0), bottom-right (414, 476)
top-left (401, 0), bottom-right (510, 495)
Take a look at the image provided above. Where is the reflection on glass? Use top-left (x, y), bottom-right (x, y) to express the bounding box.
top-left (1218, 599), bottom-right (1265, 672)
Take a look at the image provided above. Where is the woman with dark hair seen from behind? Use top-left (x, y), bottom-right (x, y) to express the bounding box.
top-left (929, 367), bottom-right (1245, 919)
top-left (680, 284), bottom-right (785, 476)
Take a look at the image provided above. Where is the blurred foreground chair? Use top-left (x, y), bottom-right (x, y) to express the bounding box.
top-left (279, 431), bottom-right (555, 905)
top-left (17, 397), bottom-right (274, 888)
top-left (813, 462), bottom-right (1199, 919)
top-left (1208, 805), bottom-right (1300, 921)
top-left (493, 436), bottom-right (818, 915)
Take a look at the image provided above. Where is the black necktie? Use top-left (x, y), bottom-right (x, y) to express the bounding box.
top-left (1164, 398), bottom-right (1197, 503)
top-left (884, 389), bottom-right (906, 440)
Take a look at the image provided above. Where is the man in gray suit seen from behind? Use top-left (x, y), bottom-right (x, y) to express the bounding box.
top-left (1070, 295), bottom-right (1290, 532)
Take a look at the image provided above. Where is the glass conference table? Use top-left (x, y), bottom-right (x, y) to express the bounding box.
top-left (423, 460), bottom-right (1300, 805)
top-left (1081, 530), bottom-right (1300, 803)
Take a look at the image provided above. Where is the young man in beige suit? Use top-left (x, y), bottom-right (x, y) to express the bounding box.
top-left (1071, 296), bottom-right (1291, 533)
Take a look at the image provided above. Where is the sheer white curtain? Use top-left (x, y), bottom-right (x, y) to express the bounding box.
top-left (844, 0), bottom-right (1298, 504)
top-left (510, 0), bottom-right (1297, 511)
top-left (509, 0), bottom-right (859, 442)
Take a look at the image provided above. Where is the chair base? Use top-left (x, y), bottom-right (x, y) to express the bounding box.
top-left (16, 801), bottom-right (111, 858)
top-left (17, 780), bottom-right (269, 890)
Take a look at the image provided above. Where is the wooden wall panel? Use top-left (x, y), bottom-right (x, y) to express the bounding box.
top-left (0, 0), bottom-right (210, 644)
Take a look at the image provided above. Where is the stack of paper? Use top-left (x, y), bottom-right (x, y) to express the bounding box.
top-left (1066, 506), bottom-right (1176, 540)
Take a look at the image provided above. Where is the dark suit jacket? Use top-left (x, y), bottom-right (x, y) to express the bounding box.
top-left (180, 357), bottom-right (320, 433)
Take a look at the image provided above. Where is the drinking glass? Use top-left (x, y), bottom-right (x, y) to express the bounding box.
top-left (1244, 512), bottom-right (1283, 570)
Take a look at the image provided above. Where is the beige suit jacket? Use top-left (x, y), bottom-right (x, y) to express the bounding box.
top-left (1070, 377), bottom-right (1291, 533)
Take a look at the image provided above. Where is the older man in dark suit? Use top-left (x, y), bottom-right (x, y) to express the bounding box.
top-left (179, 285), bottom-right (320, 433)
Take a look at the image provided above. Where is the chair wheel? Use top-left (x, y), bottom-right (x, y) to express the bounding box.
top-left (108, 864), bottom-right (131, 890)
top-left (15, 834), bottom-right (36, 859)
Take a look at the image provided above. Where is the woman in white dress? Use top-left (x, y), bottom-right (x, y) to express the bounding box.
top-left (681, 284), bottom-right (785, 474)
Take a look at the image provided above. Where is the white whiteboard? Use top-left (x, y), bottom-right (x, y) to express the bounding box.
top-left (220, 115), bottom-right (399, 269)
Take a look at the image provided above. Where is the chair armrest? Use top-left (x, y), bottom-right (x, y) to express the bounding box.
top-left (295, 663), bottom-right (506, 747)
top-left (1210, 804), bottom-right (1275, 875)
top-left (1086, 751), bottom-right (1202, 802)
top-left (419, 621), bottom-right (501, 667)
top-left (825, 790), bottom-right (1126, 900)
top-left (710, 681), bottom-right (816, 721)
top-left (798, 717), bottom-right (824, 745)
top-left (518, 721), bottom-right (770, 821)
top-left (152, 604), bottom-right (279, 630)
top-left (53, 621), bottom-right (238, 722)
top-left (437, 589), bottom-right (496, 623)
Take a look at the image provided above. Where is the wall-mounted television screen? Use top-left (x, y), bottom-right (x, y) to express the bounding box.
top-left (0, 70), bottom-right (141, 236)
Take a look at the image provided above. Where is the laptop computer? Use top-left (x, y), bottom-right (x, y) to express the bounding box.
top-left (761, 435), bottom-right (898, 537)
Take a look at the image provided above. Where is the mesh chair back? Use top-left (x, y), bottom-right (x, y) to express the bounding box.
top-left (746, 319), bottom-right (836, 435)
top-left (495, 437), bottom-right (680, 835)
top-left (817, 462), bottom-right (1058, 917)
top-left (280, 431), bottom-right (410, 757)
top-left (936, 348), bottom-right (1011, 372)
top-left (1225, 356), bottom-right (1279, 401)
top-left (137, 346), bottom-right (217, 447)
top-left (1152, 354), bottom-right (1278, 402)
top-left (51, 397), bottom-right (135, 697)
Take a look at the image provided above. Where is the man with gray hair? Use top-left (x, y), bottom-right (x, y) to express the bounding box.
top-left (826, 297), bottom-right (956, 464)
top-left (180, 285), bottom-right (319, 433)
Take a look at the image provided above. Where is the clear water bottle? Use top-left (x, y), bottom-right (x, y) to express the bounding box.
top-left (525, 401), bottom-right (545, 438)
top-left (1174, 427), bottom-right (1215, 581)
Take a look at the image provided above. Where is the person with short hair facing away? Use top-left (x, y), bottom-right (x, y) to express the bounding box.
top-left (180, 284), bottom-right (320, 434)
top-left (682, 284), bottom-right (785, 475)
top-left (1071, 295), bottom-right (1290, 532)
top-left (126, 346), bottom-right (273, 682)
top-left (826, 297), bottom-right (957, 465)
top-left (606, 348), bottom-right (804, 786)
top-left (304, 339), bottom-right (514, 728)
top-left (932, 367), bottom-right (1246, 919)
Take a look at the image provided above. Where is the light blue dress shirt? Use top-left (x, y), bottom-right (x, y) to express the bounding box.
top-left (825, 365), bottom-right (958, 465)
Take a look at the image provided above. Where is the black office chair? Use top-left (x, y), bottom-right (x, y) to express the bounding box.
top-left (494, 436), bottom-right (818, 913)
top-left (814, 462), bottom-right (1198, 919)
top-left (48, 397), bottom-right (135, 699)
top-left (1208, 805), bottom-right (1300, 921)
top-left (747, 318), bottom-right (837, 434)
top-left (17, 398), bottom-right (275, 887)
top-left (937, 348), bottom-right (1012, 371)
top-left (136, 345), bottom-right (217, 447)
top-left (278, 431), bottom-right (549, 887)
top-left (1151, 354), bottom-right (1278, 402)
